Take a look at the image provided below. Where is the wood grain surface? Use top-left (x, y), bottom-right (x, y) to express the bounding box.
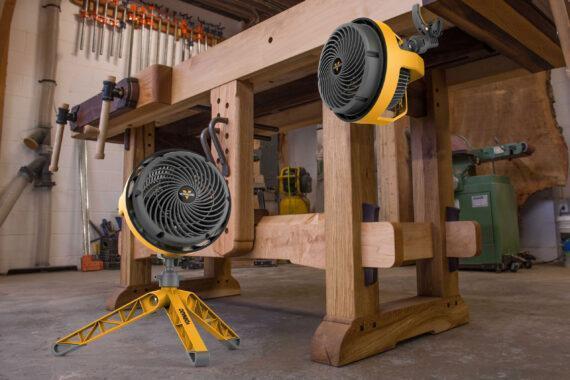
top-left (449, 70), bottom-right (568, 205)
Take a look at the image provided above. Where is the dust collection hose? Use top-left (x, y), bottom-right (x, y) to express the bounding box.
top-left (0, 156), bottom-right (48, 228)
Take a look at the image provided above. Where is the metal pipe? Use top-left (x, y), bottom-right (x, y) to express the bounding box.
top-left (34, 0), bottom-right (61, 267)
top-left (78, 140), bottom-right (91, 256)
top-left (0, 157), bottom-right (47, 228)
top-left (23, 127), bottom-right (49, 150)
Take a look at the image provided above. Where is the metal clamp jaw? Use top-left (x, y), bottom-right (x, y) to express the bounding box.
top-left (403, 4), bottom-right (443, 54)
top-left (49, 103), bottom-right (78, 172)
top-left (200, 116), bottom-right (230, 177)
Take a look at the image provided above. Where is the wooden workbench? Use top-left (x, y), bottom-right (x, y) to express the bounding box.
top-left (69, 0), bottom-right (565, 367)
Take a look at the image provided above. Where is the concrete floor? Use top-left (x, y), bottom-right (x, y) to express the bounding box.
top-left (0, 263), bottom-right (569, 379)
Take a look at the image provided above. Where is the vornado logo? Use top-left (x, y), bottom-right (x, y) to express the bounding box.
top-left (333, 58), bottom-right (343, 75)
top-left (179, 308), bottom-right (191, 325)
top-left (178, 186), bottom-right (196, 204)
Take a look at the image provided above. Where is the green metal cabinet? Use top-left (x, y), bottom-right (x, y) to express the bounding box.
top-left (457, 175), bottom-right (520, 270)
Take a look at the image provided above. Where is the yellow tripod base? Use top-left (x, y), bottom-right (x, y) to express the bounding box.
top-left (52, 287), bottom-right (239, 367)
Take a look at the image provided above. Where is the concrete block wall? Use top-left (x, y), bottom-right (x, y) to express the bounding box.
top-left (0, 0), bottom-right (240, 273)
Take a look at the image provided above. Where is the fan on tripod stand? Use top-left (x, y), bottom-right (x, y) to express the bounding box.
top-left (52, 118), bottom-right (238, 367)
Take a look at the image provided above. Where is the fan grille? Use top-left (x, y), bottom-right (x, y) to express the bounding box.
top-left (319, 24), bottom-right (366, 109)
top-left (126, 150), bottom-right (230, 254)
top-left (318, 20), bottom-right (385, 122)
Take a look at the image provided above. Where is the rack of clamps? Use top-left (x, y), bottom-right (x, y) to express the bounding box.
top-left (72, 0), bottom-right (225, 69)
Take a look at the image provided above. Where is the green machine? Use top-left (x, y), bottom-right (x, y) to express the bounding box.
top-left (452, 141), bottom-right (535, 272)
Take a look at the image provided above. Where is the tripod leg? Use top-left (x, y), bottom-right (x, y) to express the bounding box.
top-left (165, 291), bottom-right (210, 367)
top-left (52, 290), bottom-right (166, 356)
top-left (176, 289), bottom-right (240, 350)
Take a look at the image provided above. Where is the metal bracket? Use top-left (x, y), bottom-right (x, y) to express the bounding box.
top-left (200, 116), bottom-right (230, 177)
top-left (403, 4), bottom-right (443, 54)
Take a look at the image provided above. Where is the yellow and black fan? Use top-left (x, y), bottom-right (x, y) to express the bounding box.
top-left (318, 5), bottom-right (442, 125)
top-left (53, 118), bottom-right (239, 367)
top-left (119, 149), bottom-right (231, 256)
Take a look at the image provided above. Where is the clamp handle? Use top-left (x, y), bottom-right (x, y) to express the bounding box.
top-left (95, 76), bottom-right (116, 160)
top-left (200, 116), bottom-right (229, 176)
top-left (404, 4), bottom-right (443, 54)
top-left (49, 103), bottom-right (70, 172)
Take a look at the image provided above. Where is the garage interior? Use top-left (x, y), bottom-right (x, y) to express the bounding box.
top-left (0, 0), bottom-right (569, 378)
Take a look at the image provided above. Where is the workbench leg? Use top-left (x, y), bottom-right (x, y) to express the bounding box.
top-left (410, 69), bottom-right (462, 298)
top-left (210, 80), bottom-right (254, 256)
top-left (311, 106), bottom-right (380, 366)
top-left (107, 127), bottom-right (153, 310)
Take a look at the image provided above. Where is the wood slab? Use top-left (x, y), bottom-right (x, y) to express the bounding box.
top-left (130, 213), bottom-right (480, 266)
top-left (449, 70), bottom-right (568, 205)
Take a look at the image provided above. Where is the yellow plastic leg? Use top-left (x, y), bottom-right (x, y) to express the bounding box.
top-left (176, 289), bottom-right (240, 350)
top-left (52, 290), bottom-right (166, 356)
top-left (52, 287), bottom-right (239, 367)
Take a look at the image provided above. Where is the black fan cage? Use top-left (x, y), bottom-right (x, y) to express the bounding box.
top-left (125, 149), bottom-right (231, 254)
top-left (318, 18), bottom-right (387, 122)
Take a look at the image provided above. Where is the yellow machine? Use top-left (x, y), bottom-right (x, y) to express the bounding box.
top-left (52, 121), bottom-right (239, 367)
top-left (318, 5), bottom-right (441, 125)
top-left (278, 166), bottom-right (312, 215)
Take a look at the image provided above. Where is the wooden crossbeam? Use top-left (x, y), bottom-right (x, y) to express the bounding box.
top-left (425, 0), bottom-right (564, 72)
top-left (131, 213), bottom-right (480, 267)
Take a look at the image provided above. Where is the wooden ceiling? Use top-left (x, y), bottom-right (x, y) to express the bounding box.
top-left (179, 0), bottom-right (304, 26)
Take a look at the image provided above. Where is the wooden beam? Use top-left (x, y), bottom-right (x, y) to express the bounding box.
top-left (0, 0), bottom-right (16, 158)
top-left (377, 118), bottom-right (414, 222)
top-left (130, 213), bottom-right (480, 265)
top-left (445, 55), bottom-right (527, 89)
top-left (411, 69), bottom-right (459, 297)
top-left (91, 0), bottom-right (414, 136)
top-left (425, 0), bottom-right (564, 72)
top-left (210, 80), bottom-right (255, 256)
top-left (320, 108), bottom-right (378, 321)
top-left (255, 100), bottom-right (322, 133)
top-left (171, 0), bottom-right (416, 107)
top-left (549, 0), bottom-right (570, 78)
top-left (106, 126), bottom-right (153, 310)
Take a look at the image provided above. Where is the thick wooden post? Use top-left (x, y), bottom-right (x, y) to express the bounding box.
top-left (311, 106), bottom-right (379, 364)
top-left (210, 80), bottom-right (254, 256)
top-left (107, 126), bottom-right (153, 310)
top-left (377, 118), bottom-right (414, 222)
top-left (410, 69), bottom-right (459, 297)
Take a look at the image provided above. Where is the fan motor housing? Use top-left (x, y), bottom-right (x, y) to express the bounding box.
top-left (318, 18), bottom-right (425, 126)
top-left (119, 149), bottom-right (231, 256)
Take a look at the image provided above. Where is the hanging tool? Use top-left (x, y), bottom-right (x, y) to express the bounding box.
top-left (98, 0), bottom-right (108, 55)
top-left (92, 0), bottom-right (100, 53)
top-left (138, 5), bottom-right (145, 71)
top-left (196, 18), bottom-right (205, 54)
top-left (170, 12), bottom-right (177, 65)
top-left (204, 22), bottom-right (210, 51)
top-left (109, 0), bottom-right (119, 57)
top-left (145, 5), bottom-right (154, 67)
top-left (126, 5), bottom-right (136, 76)
top-left (163, 8), bottom-right (170, 65)
top-left (78, 0), bottom-right (89, 50)
top-left (155, 5), bottom-right (162, 64)
top-left (117, 1), bottom-right (127, 58)
top-left (179, 16), bottom-right (187, 61)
